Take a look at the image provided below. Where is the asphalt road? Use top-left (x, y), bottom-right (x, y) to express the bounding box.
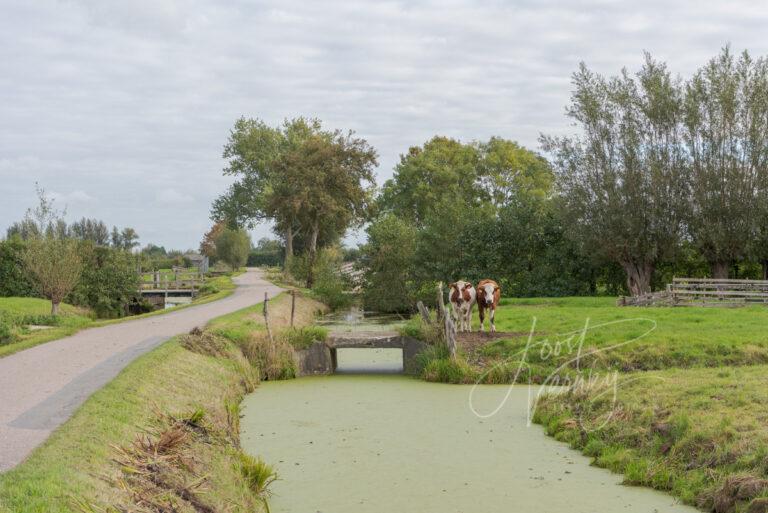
top-left (0, 268), bottom-right (282, 471)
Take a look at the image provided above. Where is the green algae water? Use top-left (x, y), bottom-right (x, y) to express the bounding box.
top-left (241, 375), bottom-right (697, 513)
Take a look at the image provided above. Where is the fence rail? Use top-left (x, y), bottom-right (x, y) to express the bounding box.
top-left (138, 271), bottom-right (204, 292)
top-left (619, 277), bottom-right (768, 307)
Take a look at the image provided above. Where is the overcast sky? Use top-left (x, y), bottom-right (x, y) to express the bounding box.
top-left (2, 0), bottom-right (768, 249)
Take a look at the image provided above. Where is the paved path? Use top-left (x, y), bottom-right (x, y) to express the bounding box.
top-left (0, 268), bottom-right (283, 471)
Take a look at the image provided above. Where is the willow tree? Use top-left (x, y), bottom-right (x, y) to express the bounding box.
top-left (684, 47), bottom-right (768, 278)
top-left (542, 55), bottom-right (689, 296)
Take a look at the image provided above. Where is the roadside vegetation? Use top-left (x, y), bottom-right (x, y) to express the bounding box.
top-left (0, 272), bottom-right (240, 358)
top-left (0, 290), bottom-right (324, 513)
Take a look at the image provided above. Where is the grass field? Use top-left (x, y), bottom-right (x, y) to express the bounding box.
top-left (0, 298), bottom-right (93, 358)
top-left (0, 290), bottom-right (318, 513)
top-left (413, 297), bottom-right (768, 384)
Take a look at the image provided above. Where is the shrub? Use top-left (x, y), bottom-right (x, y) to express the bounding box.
top-left (0, 319), bottom-right (13, 344)
top-left (67, 244), bottom-right (139, 318)
top-left (198, 282), bottom-right (220, 296)
top-left (239, 331), bottom-right (296, 381)
top-left (0, 237), bottom-right (35, 297)
top-left (281, 326), bottom-right (328, 350)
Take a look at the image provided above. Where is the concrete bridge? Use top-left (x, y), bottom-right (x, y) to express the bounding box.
top-left (293, 331), bottom-right (428, 376)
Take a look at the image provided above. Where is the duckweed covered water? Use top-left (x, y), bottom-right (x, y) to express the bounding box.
top-left (241, 376), bottom-right (697, 513)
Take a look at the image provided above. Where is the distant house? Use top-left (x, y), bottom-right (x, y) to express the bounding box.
top-left (185, 253), bottom-right (209, 274)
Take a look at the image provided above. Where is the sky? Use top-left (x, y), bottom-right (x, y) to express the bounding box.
top-left (2, 0), bottom-right (768, 250)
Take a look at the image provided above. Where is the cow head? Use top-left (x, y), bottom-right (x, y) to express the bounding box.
top-left (481, 282), bottom-right (499, 306)
top-left (450, 281), bottom-right (473, 304)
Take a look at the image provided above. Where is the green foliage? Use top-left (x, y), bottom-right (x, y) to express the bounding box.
top-left (0, 318), bottom-right (12, 344)
top-left (0, 238), bottom-right (34, 297)
top-left (216, 228), bottom-right (251, 271)
top-left (281, 326), bottom-right (328, 350)
top-left (542, 54), bottom-right (689, 295)
top-left (360, 215), bottom-right (419, 312)
top-left (67, 244), bottom-right (140, 318)
top-left (237, 452), bottom-right (277, 497)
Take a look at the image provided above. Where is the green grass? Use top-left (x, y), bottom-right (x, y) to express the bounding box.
top-left (414, 296), bottom-right (768, 384)
top-left (0, 298), bottom-right (93, 358)
top-left (0, 273), bottom-right (239, 358)
top-left (533, 365), bottom-right (768, 513)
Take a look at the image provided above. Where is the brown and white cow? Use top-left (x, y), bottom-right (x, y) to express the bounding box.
top-left (476, 279), bottom-right (501, 333)
top-left (449, 281), bottom-right (476, 332)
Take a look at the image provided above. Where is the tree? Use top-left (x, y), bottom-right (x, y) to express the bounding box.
top-left (111, 226), bottom-right (121, 248)
top-left (19, 187), bottom-right (84, 315)
top-left (274, 131), bottom-right (377, 287)
top-left (23, 237), bottom-right (83, 315)
top-left (379, 137), bottom-right (481, 226)
top-left (0, 237), bottom-right (35, 297)
top-left (212, 117), bottom-right (323, 270)
top-left (200, 221), bottom-right (226, 259)
top-left (477, 137), bottom-right (554, 206)
top-left (70, 218), bottom-right (110, 245)
top-left (215, 228), bottom-right (251, 271)
top-left (360, 214), bottom-right (419, 312)
top-left (542, 55), bottom-right (689, 296)
top-left (68, 243), bottom-right (139, 318)
top-left (684, 47), bottom-right (768, 278)
top-left (120, 227), bottom-right (139, 251)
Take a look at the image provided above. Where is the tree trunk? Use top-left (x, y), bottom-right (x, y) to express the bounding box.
top-left (710, 261), bottom-right (729, 279)
top-left (284, 225), bottom-right (294, 273)
top-left (762, 260), bottom-right (768, 280)
top-left (620, 260), bottom-right (653, 297)
top-left (51, 300), bottom-right (60, 316)
top-left (305, 219), bottom-right (320, 289)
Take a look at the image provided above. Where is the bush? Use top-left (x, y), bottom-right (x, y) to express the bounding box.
top-left (281, 326), bottom-right (328, 350)
top-left (198, 282), bottom-right (220, 296)
top-left (292, 247), bottom-right (354, 311)
top-left (0, 237), bottom-right (35, 297)
top-left (0, 319), bottom-right (13, 344)
top-left (67, 244), bottom-right (140, 318)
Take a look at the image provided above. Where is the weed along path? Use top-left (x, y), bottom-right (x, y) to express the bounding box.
top-left (241, 376), bottom-right (699, 513)
top-left (0, 268), bottom-right (282, 471)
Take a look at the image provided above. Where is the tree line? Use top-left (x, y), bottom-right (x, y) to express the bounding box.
top-left (214, 46), bottom-right (768, 310)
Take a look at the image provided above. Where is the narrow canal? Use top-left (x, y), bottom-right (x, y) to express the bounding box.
top-left (241, 308), bottom-right (696, 512)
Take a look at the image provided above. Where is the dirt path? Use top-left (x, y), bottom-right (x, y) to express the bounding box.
top-left (0, 268), bottom-right (283, 471)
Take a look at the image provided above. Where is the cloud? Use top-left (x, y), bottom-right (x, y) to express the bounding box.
top-left (2, 0), bottom-right (768, 248)
top-left (155, 188), bottom-right (194, 204)
top-left (50, 189), bottom-right (95, 204)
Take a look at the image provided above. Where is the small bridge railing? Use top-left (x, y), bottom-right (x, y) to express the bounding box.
top-left (139, 271), bottom-right (204, 292)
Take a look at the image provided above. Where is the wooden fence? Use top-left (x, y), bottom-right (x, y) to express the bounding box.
top-left (139, 271), bottom-right (204, 292)
top-left (618, 277), bottom-right (768, 307)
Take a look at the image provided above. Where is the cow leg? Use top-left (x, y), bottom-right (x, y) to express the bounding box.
top-left (466, 307), bottom-right (472, 332)
top-left (478, 304), bottom-right (485, 332)
top-left (490, 306), bottom-right (496, 333)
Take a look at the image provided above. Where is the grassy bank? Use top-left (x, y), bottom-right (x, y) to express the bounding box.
top-left (0, 272), bottom-right (239, 358)
top-left (0, 289), bottom-right (324, 512)
top-left (533, 366), bottom-right (768, 513)
top-left (410, 296), bottom-right (768, 384)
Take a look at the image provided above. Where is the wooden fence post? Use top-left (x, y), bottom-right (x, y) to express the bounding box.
top-left (435, 282), bottom-right (457, 361)
top-left (417, 301), bottom-right (432, 326)
top-left (290, 290), bottom-right (296, 327)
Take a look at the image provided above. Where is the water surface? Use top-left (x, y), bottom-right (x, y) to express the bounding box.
top-left (241, 376), bottom-right (697, 513)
